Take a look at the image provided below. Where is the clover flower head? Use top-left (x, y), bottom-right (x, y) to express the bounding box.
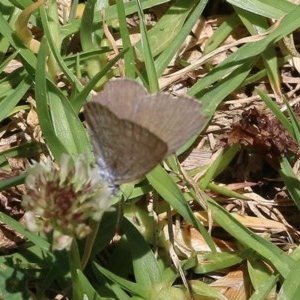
top-left (22, 154), bottom-right (114, 250)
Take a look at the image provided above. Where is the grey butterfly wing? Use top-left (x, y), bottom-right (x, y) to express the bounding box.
top-left (84, 102), bottom-right (167, 185)
top-left (90, 79), bottom-right (148, 120)
top-left (126, 94), bottom-right (207, 156)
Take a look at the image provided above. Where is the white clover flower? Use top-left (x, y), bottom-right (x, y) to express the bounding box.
top-left (22, 154), bottom-right (114, 250)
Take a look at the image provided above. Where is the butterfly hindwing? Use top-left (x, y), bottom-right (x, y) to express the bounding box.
top-left (84, 102), bottom-right (167, 184)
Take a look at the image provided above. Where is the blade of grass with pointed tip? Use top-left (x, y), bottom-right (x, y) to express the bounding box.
top-left (93, 262), bottom-right (151, 298)
top-left (248, 274), bottom-right (279, 300)
top-left (191, 280), bottom-right (227, 300)
top-left (194, 249), bottom-right (254, 274)
top-left (207, 182), bottom-right (249, 200)
top-left (0, 141), bottom-right (43, 167)
top-left (247, 258), bottom-right (278, 299)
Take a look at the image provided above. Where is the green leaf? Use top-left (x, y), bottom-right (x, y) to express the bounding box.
top-left (227, 0), bottom-right (294, 19)
top-left (122, 217), bottom-right (162, 286)
top-left (207, 197), bottom-right (294, 278)
top-left (135, 0), bottom-right (158, 91)
top-left (279, 157), bottom-right (300, 212)
top-left (0, 212), bottom-right (50, 250)
top-left (278, 260), bottom-right (300, 299)
top-left (36, 37), bottom-right (92, 161)
top-left (147, 165), bottom-right (216, 252)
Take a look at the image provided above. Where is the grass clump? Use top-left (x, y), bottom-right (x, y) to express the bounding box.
top-left (1, 0), bottom-right (300, 299)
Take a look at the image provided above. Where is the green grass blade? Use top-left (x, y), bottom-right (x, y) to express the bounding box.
top-left (134, 0), bottom-right (193, 62)
top-left (189, 4), bottom-right (300, 107)
top-left (0, 174), bottom-right (26, 191)
top-left (193, 58), bottom-right (257, 116)
top-left (200, 144), bottom-right (240, 189)
top-left (0, 212), bottom-right (50, 251)
top-left (76, 269), bottom-right (102, 300)
top-left (72, 49), bottom-right (127, 113)
top-left (249, 274), bottom-right (279, 300)
top-left (248, 258), bottom-right (278, 300)
top-left (279, 157), bottom-right (300, 212)
top-left (0, 141), bottom-right (43, 167)
top-left (257, 89), bottom-right (293, 135)
top-left (0, 75), bottom-right (31, 122)
top-left (147, 165), bottom-right (216, 252)
top-left (204, 13), bottom-right (240, 55)
top-left (93, 262), bottom-right (151, 298)
top-left (116, 0), bottom-right (136, 78)
top-left (155, 0), bottom-right (209, 78)
top-left (35, 38), bottom-right (68, 160)
top-left (227, 0), bottom-right (294, 19)
top-left (47, 85), bottom-right (92, 159)
top-left (234, 6), bottom-right (281, 94)
top-left (135, 0), bottom-right (158, 91)
top-left (278, 261), bottom-right (300, 299)
top-left (122, 217), bottom-right (162, 286)
top-left (36, 38), bottom-right (92, 160)
top-left (39, 4), bottom-right (83, 93)
top-left (207, 197), bottom-right (294, 278)
top-left (283, 97), bottom-right (300, 145)
top-left (61, 0), bottom-right (172, 39)
top-left (80, 0), bottom-right (110, 89)
top-left (194, 249), bottom-right (253, 273)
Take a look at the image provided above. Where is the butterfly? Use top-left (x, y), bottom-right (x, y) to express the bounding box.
top-left (84, 78), bottom-right (206, 185)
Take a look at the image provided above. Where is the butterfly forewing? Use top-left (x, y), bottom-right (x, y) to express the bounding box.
top-left (120, 93), bottom-right (206, 156)
top-left (90, 79), bottom-right (148, 120)
top-left (84, 102), bottom-right (167, 184)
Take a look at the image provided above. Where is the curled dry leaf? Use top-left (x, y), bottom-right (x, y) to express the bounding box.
top-left (226, 107), bottom-right (298, 169)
